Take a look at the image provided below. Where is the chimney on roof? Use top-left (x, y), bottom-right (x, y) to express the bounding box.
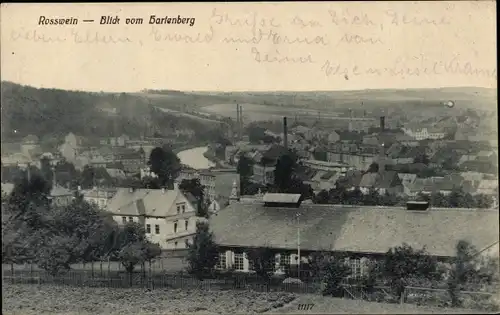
top-left (380, 116), bottom-right (385, 131)
top-left (283, 117), bottom-right (288, 150)
top-left (129, 187), bottom-right (134, 193)
top-left (161, 187), bottom-right (166, 194)
top-left (406, 201), bottom-right (429, 211)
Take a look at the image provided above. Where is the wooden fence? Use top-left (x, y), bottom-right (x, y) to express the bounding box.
top-left (3, 264), bottom-right (497, 311)
top-left (2, 267), bottom-right (321, 294)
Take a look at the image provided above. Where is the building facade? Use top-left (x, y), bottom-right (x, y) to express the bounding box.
top-left (106, 186), bottom-right (204, 250)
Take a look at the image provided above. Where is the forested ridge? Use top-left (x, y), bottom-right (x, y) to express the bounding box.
top-left (0, 82), bottom-right (226, 143)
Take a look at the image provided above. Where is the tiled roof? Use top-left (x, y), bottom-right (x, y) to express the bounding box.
top-left (107, 188), bottom-right (182, 217)
top-left (359, 171), bottom-right (401, 189)
top-left (210, 203), bottom-right (499, 257)
top-left (359, 173), bottom-right (378, 187)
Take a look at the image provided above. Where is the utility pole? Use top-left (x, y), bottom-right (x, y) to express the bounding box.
top-left (296, 212), bottom-right (301, 279)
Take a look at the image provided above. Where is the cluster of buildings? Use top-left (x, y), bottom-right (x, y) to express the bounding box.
top-left (1, 132), bottom-right (196, 183)
top-left (220, 115), bottom-right (498, 203)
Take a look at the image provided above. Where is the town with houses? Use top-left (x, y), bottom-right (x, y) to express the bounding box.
top-left (1, 85), bottom-right (499, 313)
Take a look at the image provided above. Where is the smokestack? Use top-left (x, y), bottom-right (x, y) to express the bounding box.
top-left (283, 117), bottom-right (288, 149)
top-left (239, 105), bottom-right (243, 140)
top-left (236, 104), bottom-right (241, 140)
top-left (380, 116), bottom-right (385, 131)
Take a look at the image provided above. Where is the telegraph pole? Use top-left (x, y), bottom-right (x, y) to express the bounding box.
top-left (296, 212), bottom-right (301, 279)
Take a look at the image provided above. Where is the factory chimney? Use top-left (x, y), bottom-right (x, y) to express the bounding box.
top-left (380, 116), bottom-right (385, 131)
top-left (283, 117), bottom-right (288, 150)
top-left (239, 105), bottom-right (243, 140)
top-left (236, 104), bottom-right (241, 140)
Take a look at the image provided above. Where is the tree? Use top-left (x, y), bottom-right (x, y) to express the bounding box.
top-left (346, 187), bottom-right (363, 205)
top-left (247, 125), bottom-right (267, 144)
top-left (383, 244), bottom-right (440, 300)
top-left (362, 188), bottom-right (381, 205)
top-left (322, 256), bottom-right (352, 297)
top-left (430, 191), bottom-right (449, 207)
top-left (314, 190), bottom-right (330, 204)
top-left (447, 240), bottom-right (499, 307)
top-left (474, 194), bottom-right (494, 208)
top-left (80, 165), bottom-right (113, 189)
top-left (367, 163), bottom-right (379, 173)
top-left (179, 179), bottom-right (207, 217)
top-left (380, 191), bottom-right (401, 206)
top-left (39, 157), bottom-right (54, 186)
top-left (448, 189), bottom-right (475, 208)
top-left (148, 147), bottom-right (181, 188)
top-left (237, 155), bottom-right (254, 179)
top-left (247, 247), bottom-right (275, 282)
top-left (111, 222), bottom-right (161, 282)
top-left (54, 160), bottom-right (79, 189)
top-left (186, 221), bottom-right (219, 280)
top-left (274, 153), bottom-right (297, 192)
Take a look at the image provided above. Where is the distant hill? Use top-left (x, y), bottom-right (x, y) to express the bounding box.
top-left (0, 81), bottom-right (228, 145)
top-left (192, 87), bottom-right (497, 111)
top-left (1, 81), bottom-right (495, 144)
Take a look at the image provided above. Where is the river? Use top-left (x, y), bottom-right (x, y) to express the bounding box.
top-left (176, 146), bottom-right (215, 170)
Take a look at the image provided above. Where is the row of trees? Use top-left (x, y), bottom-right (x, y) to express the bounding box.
top-left (314, 187), bottom-right (404, 206)
top-left (2, 173), bottom-right (162, 278)
top-left (313, 187), bottom-right (495, 209)
top-left (416, 191), bottom-right (495, 209)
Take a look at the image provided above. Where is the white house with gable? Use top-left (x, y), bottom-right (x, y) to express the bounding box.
top-left (106, 184), bottom-right (205, 250)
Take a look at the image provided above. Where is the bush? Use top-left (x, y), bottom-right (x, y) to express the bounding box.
top-left (322, 258), bottom-right (351, 297)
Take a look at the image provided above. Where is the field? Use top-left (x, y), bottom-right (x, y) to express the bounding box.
top-left (2, 283), bottom-right (296, 315)
top-left (2, 283), bottom-right (485, 315)
top-left (200, 103), bottom-right (347, 122)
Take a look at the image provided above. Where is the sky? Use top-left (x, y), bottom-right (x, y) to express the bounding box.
top-left (1, 2), bottom-right (497, 93)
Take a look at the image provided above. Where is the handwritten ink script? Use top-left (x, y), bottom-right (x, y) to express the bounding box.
top-left (7, 3), bottom-right (496, 81)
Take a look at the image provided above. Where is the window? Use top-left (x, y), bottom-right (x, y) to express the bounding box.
top-left (280, 253), bottom-right (291, 273)
top-left (185, 220), bottom-right (188, 230)
top-left (184, 239), bottom-right (189, 248)
top-left (216, 252), bottom-right (226, 269)
top-left (182, 205), bottom-right (186, 213)
top-left (122, 216), bottom-right (127, 224)
top-left (234, 253), bottom-right (244, 271)
top-left (173, 221), bottom-right (178, 233)
top-left (176, 205), bottom-right (181, 214)
top-left (128, 216), bottom-right (133, 222)
top-left (280, 253), bottom-right (291, 266)
top-left (155, 224), bottom-right (160, 234)
top-left (146, 224), bottom-right (151, 233)
top-left (350, 258), bottom-right (362, 279)
top-left (174, 241), bottom-right (178, 248)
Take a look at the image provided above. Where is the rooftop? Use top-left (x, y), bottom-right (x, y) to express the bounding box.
top-left (210, 202), bottom-right (499, 257)
top-left (107, 187), bottom-right (193, 217)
